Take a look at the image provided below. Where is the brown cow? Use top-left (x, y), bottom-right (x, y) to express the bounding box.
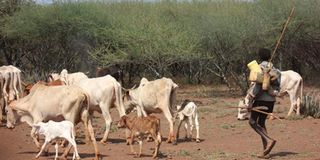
top-left (117, 115), bottom-right (161, 159)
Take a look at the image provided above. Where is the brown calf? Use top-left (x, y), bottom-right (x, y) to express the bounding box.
top-left (118, 115), bottom-right (162, 158)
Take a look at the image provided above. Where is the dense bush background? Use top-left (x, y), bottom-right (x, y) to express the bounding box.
top-left (1, 0), bottom-right (319, 92)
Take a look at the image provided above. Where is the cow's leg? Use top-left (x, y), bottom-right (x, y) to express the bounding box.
top-left (194, 113), bottom-right (200, 143)
top-left (163, 108), bottom-right (175, 143)
top-left (287, 92), bottom-right (296, 117)
top-left (17, 73), bottom-right (22, 97)
top-left (184, 122), bottom-right (189, 140)
top-left (31, 127), bottom-right (41, 149)
top-left (12, 72), bottom-right (19, 99)
top-left (137, 139), bottom-right (143, 157)
top-left (175, 118), bottom-right (183, 142)
top-left (81, 110), bottom-right (91, 144)
top-left (67, 139), bottom-right (80, 160)
top-left (152, 132), bottom-right (161, 158)
top-left (8, 72), bottom-right (15, 101)
top-left (100, 102), bottom-right (112, 144)
top-left (54, 143), bottom-right (59, 160)
top-left (188, 117), bottom-right (194, 141)
top-left (82, 110), bottom-right (100, 160)
top-left (2, 75), bottom-right (9, 113)
top-left (66, 134), bottom-right (80, 160)
top-left (296, 97), bottom-right (301, 115)
top-left (129, 133), bottom-right (137, 155)
top-left (126, 129), bottom-right (131, 145)
top-left (36, 140), bottom-right (49, 159)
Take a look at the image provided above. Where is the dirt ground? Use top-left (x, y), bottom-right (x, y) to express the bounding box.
top-left (0, 85), bottom-right (320, 160)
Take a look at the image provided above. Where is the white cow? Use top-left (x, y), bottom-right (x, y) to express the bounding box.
top-left (76, 75), bottom-right (126, 143)
top-left (123, 77), bottom-right (178, 143)
top-left (175, 100), bottom-right (200, 143)
top-left (59, 69), bottom-right (88, 85)
top-left (0, 65), bottom-right (22, 120)
top-left (6, 84), bottom-right (100, 160)
top-left (237, 70), bottom-right (303, 120)
top-left (33, 120), bottom-right (80, 160)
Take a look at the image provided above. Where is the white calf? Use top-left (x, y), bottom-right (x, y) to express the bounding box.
top-left (175, 100), bottom-right (200, 143)
top-left (33, 120), bottom-right (80, 160)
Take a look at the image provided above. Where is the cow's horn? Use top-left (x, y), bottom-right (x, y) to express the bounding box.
top-left (131, 84), bottom-right (137, 89)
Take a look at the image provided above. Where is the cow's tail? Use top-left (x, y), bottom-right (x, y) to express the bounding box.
top-left (83, 91), bottom-right (91, 112)
top-left (298, 78), bottom-right (303, 107)
top-left (169, 82), bottom-right (179, 114)
top-left (70, 122), bottom-right (75, 140)
top-left (113, 80), bottom-right (126, 117)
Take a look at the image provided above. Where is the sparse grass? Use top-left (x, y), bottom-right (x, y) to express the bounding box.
top-left (100, 124), bottom-right (118, 133)
top-left (198, 106), bottom-right (217, 113)
top-left (193, 86), bottom-right (213, 98)
top-left (203, 150), bottom-right (238, 160)
top-left (179, 149), bottom-right (191, 157)
top-left (286, 115), bottom-right (304, 121)
top-left (220, 123), bottom-right (236, 130)
top-left (273, 106), bottom-right (287, 114)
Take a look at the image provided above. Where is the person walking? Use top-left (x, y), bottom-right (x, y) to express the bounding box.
top-left (246, 48), bottom-right (279, 159)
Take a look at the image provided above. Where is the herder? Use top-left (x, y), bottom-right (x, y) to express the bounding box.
top-left (245, 48), bottom-right (281, 159)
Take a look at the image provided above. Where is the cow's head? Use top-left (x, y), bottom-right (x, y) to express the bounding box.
top-left (122, 87), bottom-right (139, 114)
top-left (32, 122), bottom-right (46, 135)
top-left (237, 99), bottom-right (250, 120)
top-left (117, 115), bottom-right (128, 128)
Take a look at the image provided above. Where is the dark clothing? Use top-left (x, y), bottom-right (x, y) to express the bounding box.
top-left (249, 101), bottom-right (275, 150)
top-left (252, 101), bottom-right (274, 113)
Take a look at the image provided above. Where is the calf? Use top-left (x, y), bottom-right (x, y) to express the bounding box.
top-left (117, 115), bottom-right (161, 158)
top-left (175, 100), bottom-right (200, 143)
top-left (33, 120), bottom-right (80, 160)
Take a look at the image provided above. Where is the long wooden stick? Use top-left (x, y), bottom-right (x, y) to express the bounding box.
top-left (228, 106), bottom-right (282, 122)
top-left (269, 7), bottom-right (295, 65)
top-left (251, 108), bottom-right (283, 122)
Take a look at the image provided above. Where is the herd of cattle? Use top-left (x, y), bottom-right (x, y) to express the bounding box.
top-left (0, 65), bottom-right (202, 159)
top-left (0, 65), bottom-right (304, 159)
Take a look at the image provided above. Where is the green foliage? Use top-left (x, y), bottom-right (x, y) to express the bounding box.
top-left (1, 0), bottom-right (319, 85)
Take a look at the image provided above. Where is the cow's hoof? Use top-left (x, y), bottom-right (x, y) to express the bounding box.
top-left (134, 154), bottom-right (141, 158)
top-left (99, 140), bottom-right (107, 145)
top-left (196, 139), bottom-right (200, 143)
top-left (172, 140), bottom-right (177, 145)
top-left (147, 137), bottom-right (154, 142)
